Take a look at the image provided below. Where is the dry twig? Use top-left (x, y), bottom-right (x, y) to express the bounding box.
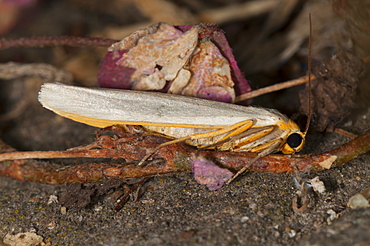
top-left (235, 75), bottom-right (313, 102)
top-left (0, 128), bottom-right (369, 185)
top-left (0, 36), bottom-right (117, 50)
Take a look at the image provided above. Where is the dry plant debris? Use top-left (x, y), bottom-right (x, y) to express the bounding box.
top-left (300, 50), bottom-right (366, 132)
top-left (98, 22), bottom-right (251, 103)
top-left (0, 128), bottom-right (369, 186)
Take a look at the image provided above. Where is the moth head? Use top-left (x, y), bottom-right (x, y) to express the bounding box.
top-left (281, 120), bottom-right (306, 154)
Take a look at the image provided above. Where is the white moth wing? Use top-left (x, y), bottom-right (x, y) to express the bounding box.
top-left (38, 83), bottom-right (288, 128)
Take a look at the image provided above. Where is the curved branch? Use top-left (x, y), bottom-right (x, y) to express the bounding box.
top-left (0, 129), bottom-right (369, 185)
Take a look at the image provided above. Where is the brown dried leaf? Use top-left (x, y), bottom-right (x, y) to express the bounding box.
top-left (300, 50), bottom-right (366, 131)
top-left (59, 180), bottom-right (132, 209)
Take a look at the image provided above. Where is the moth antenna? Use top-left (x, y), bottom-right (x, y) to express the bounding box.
top-left (304, 13), bottom-right (313, 135)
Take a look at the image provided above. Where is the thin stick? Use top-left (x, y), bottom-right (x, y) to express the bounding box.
top-left (333, 128), bottom-right (358, 139)
top-left (0, 36), bottom-right (118, 50)
top-left (304, 13), bottom-right (313, 134)
top-left (0, 149), bottom-right (111, 161)
top-left (235, 75), bottom-right (314, 102)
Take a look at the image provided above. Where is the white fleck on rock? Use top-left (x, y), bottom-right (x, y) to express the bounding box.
top-left (308, 176), bottom-right (326, 194)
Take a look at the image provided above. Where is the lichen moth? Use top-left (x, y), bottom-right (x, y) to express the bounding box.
top-left (38, 83), bottom-right (306, 160)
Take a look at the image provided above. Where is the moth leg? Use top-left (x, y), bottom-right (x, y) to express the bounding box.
top-left (248, 135), bottom-right (284, 152)
top-left (137, 120), bottom-right (255, 166)
top-left (199, 125), bottom-right (274, 151)
top-left (195, 120), bottom-right (255, 150)
top-left (188, 119), bottom-right (255, 141)
top-left (232, 125), bottom-right (275, 150)
top-left (217, 120), bottom-right (255, 142)
top-left (226, 138), bottom-right (282, 184)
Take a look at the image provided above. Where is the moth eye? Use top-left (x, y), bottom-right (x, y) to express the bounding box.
top-left (287, 133), bottom-right (303, 148)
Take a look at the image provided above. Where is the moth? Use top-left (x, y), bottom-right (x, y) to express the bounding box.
top-left (38, 83), bottom-right (306, 182)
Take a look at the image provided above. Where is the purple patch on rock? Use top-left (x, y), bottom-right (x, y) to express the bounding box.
top-left (192, 156), bottom-right (233, 190)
